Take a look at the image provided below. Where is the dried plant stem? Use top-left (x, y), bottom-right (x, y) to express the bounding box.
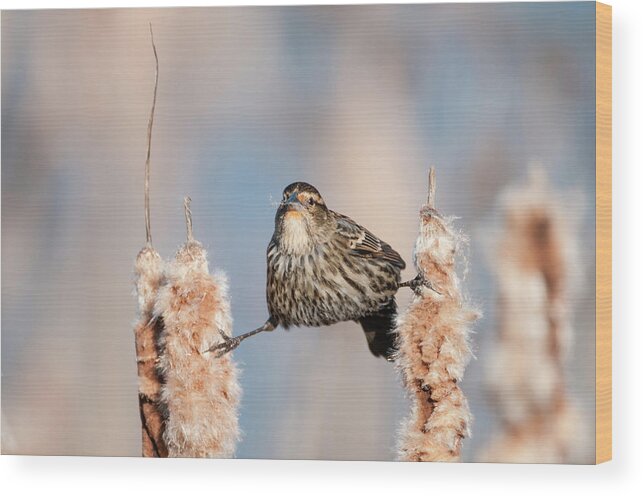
top-left (184, 196), bottom-right (194, 242)
top-left (154, 199), bottom-right (241, 458)
top-left (132, 23), bottom-right (167, 457)
top-left (396, 167), bottom-right (479, 462)
top-left (427, 166), bottom-right (436, 209)
top-left (144, 22), bottom-right (158, 247)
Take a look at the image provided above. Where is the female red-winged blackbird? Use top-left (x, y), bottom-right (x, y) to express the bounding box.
top-left (208, 181), bottom-right (406, 360)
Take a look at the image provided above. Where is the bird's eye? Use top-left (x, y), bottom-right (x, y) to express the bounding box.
top-left (307, 197), bottom-right (315, 206)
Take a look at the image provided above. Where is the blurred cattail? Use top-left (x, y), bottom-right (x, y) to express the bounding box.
top-left (133, 246), bottom-right (168, 457)
top-left (396, 168), bottom-right (479, 462)
top-left (154, 198), bottom-right (241, 458)
top-left (478, 169), bottom-right (586, 463)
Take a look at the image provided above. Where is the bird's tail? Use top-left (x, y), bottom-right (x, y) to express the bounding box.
top-left (359, 300), bottom-right (398, 361)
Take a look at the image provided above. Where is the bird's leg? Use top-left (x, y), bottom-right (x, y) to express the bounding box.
top-left (399, 275), bottom-right (442, 295)
top-left (203, 319), bottom-right (276, 358)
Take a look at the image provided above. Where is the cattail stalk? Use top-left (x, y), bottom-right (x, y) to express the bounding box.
top-left (154, 198), bottom-right (241, 458)
top-left (133, 247), bottom-right (168, 457)
top-left (396, 167), bottom-right (479, 462)
top-left (478, 170), bottom-right (585, 463)
top-left (132, 23), bottom-right (167, 457)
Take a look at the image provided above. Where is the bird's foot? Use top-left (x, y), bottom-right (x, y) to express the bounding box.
top-left (203, 320), bottom-right (276, 358)
top-left (204, 329), bottom-right (241, 358)
top-left (399, 275), bottom-right (442, 295)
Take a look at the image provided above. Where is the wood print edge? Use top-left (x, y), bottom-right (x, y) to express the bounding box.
top-left (595, 0), bottom-right (612, 465)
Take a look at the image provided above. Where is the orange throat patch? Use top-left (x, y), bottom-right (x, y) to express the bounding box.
top-left (285, 210), bottom-right (303, 220)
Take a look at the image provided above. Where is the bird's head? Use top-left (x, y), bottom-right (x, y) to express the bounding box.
top-left (274, 182), bottom-right (332, 253)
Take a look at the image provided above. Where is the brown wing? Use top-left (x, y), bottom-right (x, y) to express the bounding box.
top-left (334, 213), bottom-right (406, 270)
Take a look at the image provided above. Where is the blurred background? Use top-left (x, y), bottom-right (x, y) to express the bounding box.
top-left (2, 3), bottom-right (595, 462)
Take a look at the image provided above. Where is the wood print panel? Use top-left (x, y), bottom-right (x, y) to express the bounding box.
top-left (1, 2), bottom-right (605, 463)
top-left (595, 1), bottom-right (612, 464)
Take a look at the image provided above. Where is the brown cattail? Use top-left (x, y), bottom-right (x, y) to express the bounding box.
top-left (154, 198), bottom-right (241, 458)
top-left (478, 169), bottom-right (586, 463)
top-left (133, 246), bottom-right (168, 457)
top-left (396, 168), bottom-right (479, 462)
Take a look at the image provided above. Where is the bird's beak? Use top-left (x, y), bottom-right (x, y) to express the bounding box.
top-left (284, 192), bottom-right (305, 212)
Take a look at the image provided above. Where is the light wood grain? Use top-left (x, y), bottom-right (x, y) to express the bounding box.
top-left (595, 1), bottom-right (612, 464)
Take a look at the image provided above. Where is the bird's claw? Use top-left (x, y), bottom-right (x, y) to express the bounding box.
top-left (204, 329), bottom-right (241, 358)
top-left (400, 276), bottom-right (442, 295)
top-left (420, 277), bottom-right (442, 295)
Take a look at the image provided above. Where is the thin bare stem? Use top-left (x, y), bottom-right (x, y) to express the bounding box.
top-left (427, 166), bottom-right (436, 209)
top-left (144, 22), bottom-right (159, 247)
top-left (184, 196), bottom-right (194, 242)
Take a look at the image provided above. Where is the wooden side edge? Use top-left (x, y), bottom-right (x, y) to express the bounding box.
top-left (595, 1), bottom-right (612, 465)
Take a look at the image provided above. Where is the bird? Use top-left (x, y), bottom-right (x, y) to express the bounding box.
top-left (208, 181), bottom-right (406, 361)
